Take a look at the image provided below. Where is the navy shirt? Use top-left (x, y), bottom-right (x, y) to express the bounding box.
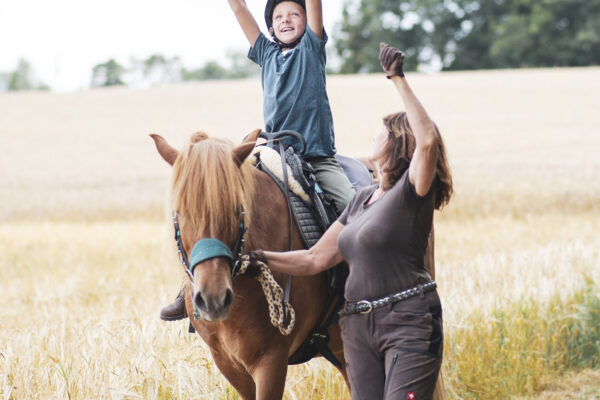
top-left (248, 27), bottom-right (336, 158)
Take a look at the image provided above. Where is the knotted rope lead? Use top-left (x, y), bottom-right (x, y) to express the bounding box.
top-left (236, 255), bottom-right (296, 335)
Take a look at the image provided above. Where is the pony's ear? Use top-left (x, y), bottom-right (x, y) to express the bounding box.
top-left (150, 134), bottom-right (178, 166)
top-left (232, 129), bottom-right (261, 167)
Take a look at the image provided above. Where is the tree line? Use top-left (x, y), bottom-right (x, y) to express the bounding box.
top-left (0, 52), bottom-right (259, 92)
top-left (336, 0), bottom-right (600, 73)
top-left (89, 52), bottom-right (259, 88)
top-left (0, 59), bottom-right (50, 92)
top-left (2, 0), bottom-right (599, 91)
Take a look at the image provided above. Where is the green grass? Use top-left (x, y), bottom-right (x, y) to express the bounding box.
top-left (445, 283), bottom-right (600, 399)
top-left (1, 216), bottom-right (599, 399)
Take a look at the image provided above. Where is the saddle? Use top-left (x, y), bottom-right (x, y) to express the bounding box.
top-left (252, 145), bottom-right (333, 246)
top-left (252, 141), bottom-right (373, 367)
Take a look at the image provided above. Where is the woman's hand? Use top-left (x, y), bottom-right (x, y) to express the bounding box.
top-left (248, 250), bottom-right (267, 267)
top-left (379, 42), bottom-right (405, 78)
top-left (256, 222), bottom-right (345, 276)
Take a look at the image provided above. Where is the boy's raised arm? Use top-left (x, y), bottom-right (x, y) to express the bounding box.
top-left (228, 0), bottom-right (261, 46)
top-left (306, 0), bottom-right (324, 39)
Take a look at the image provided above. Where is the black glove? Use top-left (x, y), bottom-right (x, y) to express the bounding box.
top-left (243, 250), bottom-right (266, 277)
top-left (248, 250), bottom-right (267, 267)
top-left (379, 42), bottom-right (405, 78)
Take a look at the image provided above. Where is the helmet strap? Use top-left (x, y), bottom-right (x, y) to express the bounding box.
top-left (270, 29), bottom-right (304, 50)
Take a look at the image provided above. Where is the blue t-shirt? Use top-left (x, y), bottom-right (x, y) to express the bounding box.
top-left (248, 27), bottom-right (336, 158)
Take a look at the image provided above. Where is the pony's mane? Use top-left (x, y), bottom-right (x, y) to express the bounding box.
top-left (170, 132), bottom-right (255, 244)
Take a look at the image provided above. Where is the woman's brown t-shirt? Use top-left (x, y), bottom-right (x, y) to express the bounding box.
top-left (337, 169), bottom-right (434, 302)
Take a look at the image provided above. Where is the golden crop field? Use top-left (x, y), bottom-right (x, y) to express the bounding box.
top-left (1, 68), bottom-right (599, 399)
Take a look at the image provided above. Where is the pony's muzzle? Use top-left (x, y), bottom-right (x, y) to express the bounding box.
top-left (194, 287), bottom-right (234, 321)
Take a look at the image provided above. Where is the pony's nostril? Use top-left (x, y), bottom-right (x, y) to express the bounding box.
top-left (194, 292), bottom-right (207, 311)
top-left (223, 289), bottom-right (234, 308)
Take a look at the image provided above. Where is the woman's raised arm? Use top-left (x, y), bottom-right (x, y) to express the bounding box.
top-left (379, 43), bottom-right (439, 197)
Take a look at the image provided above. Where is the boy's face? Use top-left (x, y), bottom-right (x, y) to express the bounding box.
top-left (270, 1), bottom-right (307, 44)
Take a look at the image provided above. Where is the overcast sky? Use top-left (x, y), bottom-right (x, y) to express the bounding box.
top-left (0, 0), bottom-right (345, 92)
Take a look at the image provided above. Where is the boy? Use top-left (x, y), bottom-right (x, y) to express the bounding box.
top-left (160, 0), bottom-right (354, 321)
top-left (229, 0), bottom-right (355, 214)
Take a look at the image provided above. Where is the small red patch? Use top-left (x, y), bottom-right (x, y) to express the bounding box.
top-left (407, 392), bottom-right (416, 400)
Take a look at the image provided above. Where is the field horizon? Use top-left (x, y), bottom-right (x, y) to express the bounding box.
top-left (2, 67), bottom-right (599, 399)
top-left (2, 66), bottom-right (599, 222)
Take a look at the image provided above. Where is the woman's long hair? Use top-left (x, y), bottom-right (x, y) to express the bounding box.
top-left (374, 112), bottom-right (453, 209)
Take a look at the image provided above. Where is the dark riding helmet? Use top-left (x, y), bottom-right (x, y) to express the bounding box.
top-left (264, 0), bottom-right (306, 48)
top-left (265, 0), bottom-right (306, 30)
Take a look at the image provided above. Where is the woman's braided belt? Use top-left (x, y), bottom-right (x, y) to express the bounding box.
top-left (338, 281), bottom-right (437, 317)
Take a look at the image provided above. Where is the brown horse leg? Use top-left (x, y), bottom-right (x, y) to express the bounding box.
top-left (251, 352), bottom-right (288, 400)
top-left (210, 350), bottom-right (257, 400)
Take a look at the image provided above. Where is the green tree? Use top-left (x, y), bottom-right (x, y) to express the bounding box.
top-left (225, 50), bottom-right (260, 79)
top-left (0, 59), bottom-right (50, 92)
top-left (8, 59), bottom-right (34, 91)
top-left (91, 59), bottom-right (126, 87)
top-left (444, 0), bottom-right (600, 69)
top-left (181, 61), bottom-right (228, 81)
top-left (0, 73), bottom-right (7, 91)
top-left (141, 54), bottom-right (182, 85)
top-left (486, 0), bottom-right (600, 68)
top-left (335, 0), bottom-right (428, 73)
top-left (335, 0), bottom-right (600, 71)
top-left (440, 0), bottom-right (507, 70)
top-left (181, 54), bottom-right (259, 81)
top-left (421, 0), bottom-right (511, 70)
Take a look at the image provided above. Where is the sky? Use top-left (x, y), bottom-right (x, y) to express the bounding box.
top-left (0, 0), bottom-right (345, 92)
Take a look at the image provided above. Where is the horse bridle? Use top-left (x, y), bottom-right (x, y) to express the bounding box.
top-left (172, 209), bottom-right (248, 280)
top-left (173, 130), bottom-right (302, 321)
top-left (172, 130), bottom-right (302, 280)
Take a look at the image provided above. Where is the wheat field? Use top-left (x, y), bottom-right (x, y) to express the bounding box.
top-left (1, 68), bottom-right (599, 399)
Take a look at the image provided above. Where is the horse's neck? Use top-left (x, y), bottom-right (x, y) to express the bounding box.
top-left (248, 169), bottom-right (297, 252)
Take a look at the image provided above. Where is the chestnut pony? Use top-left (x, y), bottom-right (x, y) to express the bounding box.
top-left (151, 130), bottom-right (347, 399)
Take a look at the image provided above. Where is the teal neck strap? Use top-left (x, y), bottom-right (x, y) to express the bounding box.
top-left (189, 239), bottom-right (234, 275)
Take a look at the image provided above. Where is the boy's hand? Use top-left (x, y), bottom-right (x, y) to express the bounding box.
top-left (379, 42), bottom-right (405, 78)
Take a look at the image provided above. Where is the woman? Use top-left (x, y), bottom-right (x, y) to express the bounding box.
top-left (250, 43), bottom-right (453, 399)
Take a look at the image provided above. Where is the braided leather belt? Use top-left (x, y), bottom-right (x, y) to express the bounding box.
top-left (338, 281), bottom-right (437, 317)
